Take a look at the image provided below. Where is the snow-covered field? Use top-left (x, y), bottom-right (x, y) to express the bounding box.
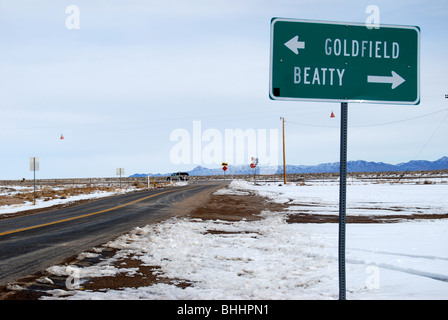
top-left (37, 177), bottom-right (448, 300)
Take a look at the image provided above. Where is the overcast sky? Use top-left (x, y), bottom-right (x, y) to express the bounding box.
top-left (1, 0), bottom-right (447, 179)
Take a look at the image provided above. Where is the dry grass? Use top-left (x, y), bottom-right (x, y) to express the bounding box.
top-left (0, 185), bottom-right (137, 207)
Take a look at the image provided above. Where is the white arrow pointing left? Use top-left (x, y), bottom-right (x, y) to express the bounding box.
top-left (367, 71), bottom-right (405, 89)
top-left (284, 35), bottom-right (305, 54)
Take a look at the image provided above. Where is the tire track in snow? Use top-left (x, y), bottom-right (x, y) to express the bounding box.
top-left (309, 250), bottom-right (448, 284)
top-left (346, 258), bottom-right (448, 283)
top-left (350, 247), bottom-right (448, 261)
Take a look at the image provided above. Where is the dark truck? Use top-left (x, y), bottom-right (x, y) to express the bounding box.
top-left (166, 172), bottom-right (189, 182)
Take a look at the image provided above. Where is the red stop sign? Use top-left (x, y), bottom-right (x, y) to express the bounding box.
top-left (250, 163), bottom-right (256, 168)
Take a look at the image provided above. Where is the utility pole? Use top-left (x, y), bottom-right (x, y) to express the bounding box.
top-left (281, 117), bottom-right (286, 184)
top-left (33, 158), bottom-right (36, 205)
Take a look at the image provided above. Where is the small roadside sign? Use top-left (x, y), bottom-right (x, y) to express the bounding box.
top-left (30, 157), bottom-right (39, 205)
top-left (30, 157), bottom-right (39, 171)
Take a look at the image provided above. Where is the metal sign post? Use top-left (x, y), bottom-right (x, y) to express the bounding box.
top-left (269, 18), bottom-right (420, 300)
top-left (251, 157), bottom-right (258, 184)
top-left (222, 162), bottom-right (228, 178)
top-left (30, 157), bottom-right (39, 205)
top-left (338, 102), bottom-right (348, 300)
top-left (116, 168), bottom-right (125, 188)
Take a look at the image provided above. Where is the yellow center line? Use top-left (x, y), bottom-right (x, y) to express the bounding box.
top-left (0, 186), bottom-right (197, 237)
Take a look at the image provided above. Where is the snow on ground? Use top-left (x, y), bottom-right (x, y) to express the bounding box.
top-left (0, 186), bottom-right (137, 215)
top-left (226, 178), bottom-right (448, 216)
top-left (41, 179), bottom-right (448, 300)
top-left (0, 181), bottom-right (188, 215)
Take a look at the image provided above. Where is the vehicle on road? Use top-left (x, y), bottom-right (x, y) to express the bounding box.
top-left (166, 172), bottom-right (189, 182)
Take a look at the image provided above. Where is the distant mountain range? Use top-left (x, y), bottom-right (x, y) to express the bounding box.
top-left (130, 156), bottom-right (448, 177)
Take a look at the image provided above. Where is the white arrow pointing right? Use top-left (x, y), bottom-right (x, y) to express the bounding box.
top-left (367, 71), bottom-right (405, 89)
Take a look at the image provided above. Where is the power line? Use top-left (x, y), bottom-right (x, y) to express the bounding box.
top-left (413, 111), bottom-right (448, 160)
top-left (286, 108), bottom-right (448, 128)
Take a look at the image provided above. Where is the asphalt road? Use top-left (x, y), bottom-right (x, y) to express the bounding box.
top-left (0, 181), bottom-right (225, 287)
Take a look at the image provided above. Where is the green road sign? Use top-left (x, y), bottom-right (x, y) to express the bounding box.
top-left (269, 18), bottom-right (420, 104)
